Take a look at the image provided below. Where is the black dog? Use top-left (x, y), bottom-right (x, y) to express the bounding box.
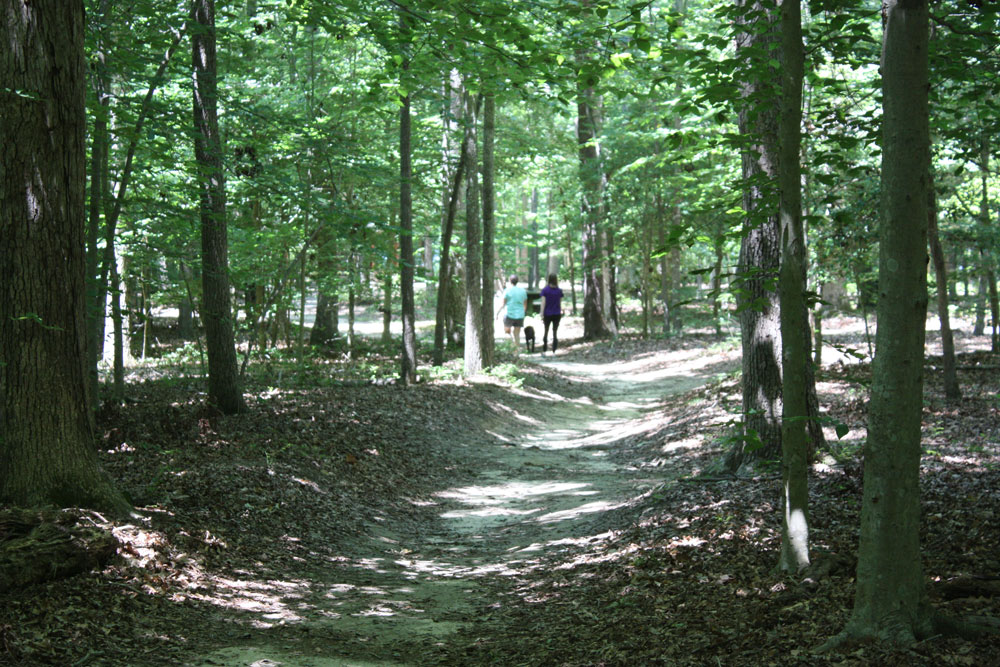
top-left (523, 325), bottom-right (536, 353)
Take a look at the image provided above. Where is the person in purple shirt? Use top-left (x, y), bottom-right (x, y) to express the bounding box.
top-left (539, 273), bottom-right (564, 354)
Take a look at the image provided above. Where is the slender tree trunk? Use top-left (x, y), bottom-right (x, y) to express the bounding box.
top-left (839, 0), bottom-right (933, 644)
top-left (399, 63), bottom-right (418, 385)
top-left (432, 71), bottom-right (463, 365)
top-left (777, 0), bottom-right (809, 573)
top-left (382, 271), bottom-right (392, 345)
top-left (462, 85), bottom-right (484, 375)
top-left (433, 151), bottom-right (467, 365)
top-left (927, 169), bottom-right (960, 400)
top-left (712, 232), bottom-right (725, 337)
top-left (178, 261), bottom-right (195, 339)
top-left (192, 0), bottom-right (244, 414)
top-left (974, 272), bottom-right (986, 335)
top-left (86, 0), bottom-right (111, 411)
top-left (980, 135), bottom-right (999, 352)
top-left (530, 187), bottom-right (540, 289)
top-left (0, 0), bottom-right (128, 513)
top-left (108, 196), bottom-right (126, 401)
top-left (657, 193), bottom-right (671, 334)
top-left (565, 215), bottom-right (578, 316)
top-left (481, 93), bottom-right (497, 368)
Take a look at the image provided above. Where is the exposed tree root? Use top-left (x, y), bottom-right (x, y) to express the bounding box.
top-left (0, 508), bottom-right (118, 593)
top-left (932, 575), bottom-right (1000, 601)
top-left (818, 610), bottom-right (1000, 654)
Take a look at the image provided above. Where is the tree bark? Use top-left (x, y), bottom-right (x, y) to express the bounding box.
top-left (777, 0), bottom-right (809, 573)
top-left (0, 0), bottom-right (129, 514)
top-left (192, 0), bottom-right (244, 414)
top-left (433, 150), bottom-right (467, 365)
top-left (841, 0), bottom-right (933, 644)
top-left (729, 0), bottom-right (783, 470)
top-left (86, 0), bottom-right (111, 412)
top-left (980, 135), bottom-right (999, 352)
top-left (927, 170), bottom-right (961, 400)
top-left (462, 85), bottom-right (484, 376)
top-left (399, 82), bottom-right (418, 384)
top-left (577, 56), bottom-right (615, 339)
top-left (481, 93), bottom-right (497, 369)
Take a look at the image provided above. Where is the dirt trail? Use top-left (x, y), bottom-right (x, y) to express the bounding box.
top-left (198, 347), bottom-right (737, 666)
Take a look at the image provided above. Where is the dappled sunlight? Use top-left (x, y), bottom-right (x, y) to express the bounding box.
top-left (437, 481), bottom-right (590, 506)
top-left (520, 415), bottom-right (657, 451)
top-left (485, 398), bottom-right (543, 425)
top-left (660, 436), bottom-right (704, 454)
top-left (441, 506), bottom-right (541, 519)
top-left (183, 575), bottom-right (312, 627)
top-left (516, 530), bottom-right (617, 553)
top-left (536, 500), bottom-right (622, 523)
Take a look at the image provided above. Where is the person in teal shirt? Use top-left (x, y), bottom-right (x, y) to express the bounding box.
top-left (496, 275), bottom-right (528, 356)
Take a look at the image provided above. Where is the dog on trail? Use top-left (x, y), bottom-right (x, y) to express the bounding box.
top-left (523, 325), bottom-right (536, 353)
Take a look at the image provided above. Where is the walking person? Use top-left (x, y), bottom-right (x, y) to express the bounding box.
top-left (496, 275), bottom-right (528, 356)
top-left (540, 273), bottom-right (564, 354)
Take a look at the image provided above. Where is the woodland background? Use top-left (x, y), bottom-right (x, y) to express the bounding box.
top-left (1, 0), bottom-right (1000, 664)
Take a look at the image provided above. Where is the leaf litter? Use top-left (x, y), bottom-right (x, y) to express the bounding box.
top-left (1, 323), bottom-right (999, 666)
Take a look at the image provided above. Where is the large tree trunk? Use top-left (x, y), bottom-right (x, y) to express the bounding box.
top-left (310, 289), bottom-right (339, 345)
top-left (839, 0), bottom-right (933, 645)
top-left (777, 0), bottom-right (809, 573)
top-left (462, 85), bottom-right (484, 376)
top-left (577, 60), bottom-right (615, 339)
top-left (728, 0), bottom-right (782, 471)
top-left (481, 93), bottom-right (497, 369)
top-left (0, 1), bottom-right (128, 514)
top-left (192, 0), bottom-right (244, 414)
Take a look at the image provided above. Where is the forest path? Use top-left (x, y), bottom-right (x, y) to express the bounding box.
top-left (197, 345), bottom-right (738, 667)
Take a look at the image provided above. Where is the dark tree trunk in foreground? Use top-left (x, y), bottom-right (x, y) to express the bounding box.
top-left (192, 0), bottom-right (244, 414)
top-left (833, 0), bottom-right (934, 646)
top-left (0, 1), bottom-right (128, 514)
top-left (777, 0), bottom-right (809, 573)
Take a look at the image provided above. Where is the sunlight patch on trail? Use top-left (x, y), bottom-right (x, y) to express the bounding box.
top-left (520, 413), bottom-right (659, 451)
top-left (437, 481), bottom-right (589, 507)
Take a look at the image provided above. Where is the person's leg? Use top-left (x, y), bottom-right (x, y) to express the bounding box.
top-left (513, 326), bottom-right (521, 356)
top-left (551, 315), bottom-right (561, 352)
top-left (542, 316), bottom-right (552, 352)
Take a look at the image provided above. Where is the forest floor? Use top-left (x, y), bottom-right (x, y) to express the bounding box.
top-left (3, 316), bottom-right (1000, 666)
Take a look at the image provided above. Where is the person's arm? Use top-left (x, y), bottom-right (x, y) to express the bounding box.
top-left (540, 294), bottom-right (547, 317)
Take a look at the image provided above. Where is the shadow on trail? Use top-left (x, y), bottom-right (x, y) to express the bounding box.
top-left (197, 346), bottom-right (738, 667)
